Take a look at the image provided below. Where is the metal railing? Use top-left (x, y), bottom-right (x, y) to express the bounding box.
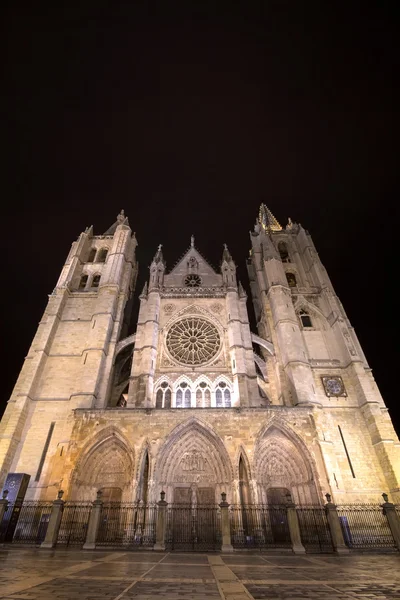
top-left (0, 502), bottom-right (52, 544)
top-left (57, 502), bottom-right (92, 546)
top-left (97, 502), bottom-right (156, 548)
top-left (337, 505), bottom-right (396, 550)
top-left (230, 504), bottom-right (291, 550)
top-left (166, 504), bottom-right (221, 551)
top-left (0, 499), bottom-right (399, 552)
top-left (296, 506), bottom-right (334, 552)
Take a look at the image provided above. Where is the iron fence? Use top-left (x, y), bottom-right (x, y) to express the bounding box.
top-left (166, 504), bottom-right (221, 551)
top-left (97, 502), bottom-right (156, 548)
top-left (57, 502), bottom-right (92, 546)
top-left (230, 505), bottom-right (291, 550)
top-left (11, 501), bottom-right (52, 544)
top-left (0, 502), bottom-right (52, 544)
top-left (296, 506), bottom-right (334, 552)
top-left (0, 502), bottom-right (15, 542)
top-left (1, 500), bottom-right (399, 552)
top-left (337, 505), bottom-right (396, 550)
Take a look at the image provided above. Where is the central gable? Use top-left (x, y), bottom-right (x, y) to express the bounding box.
top-left (164, 245), bottom-right (222, 287)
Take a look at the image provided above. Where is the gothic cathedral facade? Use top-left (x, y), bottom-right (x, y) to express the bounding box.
top-left (0, 206), bottom-right (399, 505)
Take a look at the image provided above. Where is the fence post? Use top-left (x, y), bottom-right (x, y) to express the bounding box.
top-left (324, 494), bottom-right (349, 554)
top-left (219, 492), bottom-right (233, 552)
top-left (154, 491), bottom-right (168, 550)
top-left (381, 492), bottom-right (400, 550)
top-left (41, 490), bottom-right (64, 548)
top-left (0, 490), bottom-right (9, 527)
top-left (286, 498), bottom-right (306, 554)
top-left (83, 491), bottom-right (103, 550)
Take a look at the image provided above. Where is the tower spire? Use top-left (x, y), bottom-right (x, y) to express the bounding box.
top-left (258, 204), bottom-right (282, 232)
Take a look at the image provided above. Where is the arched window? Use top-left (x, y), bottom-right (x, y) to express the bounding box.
top-left (278, 241), bottom-right (290, 262)
top-left (175, 381), bottom-right (191, 408)
top-left (91, 274), bottom-right (101, 288)
top-left (97, 248), bottom-right (108, 263)
top-left (195, 381), bottom-right (211, 408)
top-left (155, 382), bottom-right (172, 408)
top-left (78, 274), bottom-right (88, 290)
top-left (286, 272), bottom-right (297, 288)
top-left (215, 381), bottom-right (231, 407)
top-left (299, 309), bottom-right (313, 328)
top-left (88, 248), bottom-right (96, 263)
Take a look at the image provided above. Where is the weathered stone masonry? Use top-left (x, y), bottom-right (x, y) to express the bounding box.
top-left (0, 206), bottom-right (399, 505)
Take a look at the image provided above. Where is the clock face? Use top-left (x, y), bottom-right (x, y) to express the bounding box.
top-left (322, 376), bottom-right (346, 397)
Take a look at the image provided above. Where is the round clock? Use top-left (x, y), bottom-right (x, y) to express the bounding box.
top-left (324, 377), bottom-right (343, 396)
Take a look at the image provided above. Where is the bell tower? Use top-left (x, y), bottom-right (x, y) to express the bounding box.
top-left (247, 204), bottom-right (400, 499)
top-left (0, 210), bottom-right (137, 492)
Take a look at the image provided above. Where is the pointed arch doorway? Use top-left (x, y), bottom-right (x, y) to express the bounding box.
top-left (155, 419), bottom-right (233, 550)
top-left (256, 425), bottom-right (320, 505)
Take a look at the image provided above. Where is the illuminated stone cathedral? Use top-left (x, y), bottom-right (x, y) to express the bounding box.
top-left (0, 206), bottom-right (399, 506)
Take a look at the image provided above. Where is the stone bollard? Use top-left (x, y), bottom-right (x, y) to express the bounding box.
top-left (324, 493), bottom-right (349, 554)
top-left (286, 496), bottom-right (305, 554)
top-left (219, 492), bottom-right (233, 552)
top-left (41, 490), bottom-right (65, 549)
top-left (381, 492), bottom-right (400, 551)
top-left (154, 491), bottom-right (168, 551)
top-left (0, 490), bottom-right (9, 527)
top-left (83, 490), bottom-right (103, 550)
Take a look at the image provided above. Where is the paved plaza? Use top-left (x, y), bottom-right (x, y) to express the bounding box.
top-left (0, 548), bottom-right (399, 600)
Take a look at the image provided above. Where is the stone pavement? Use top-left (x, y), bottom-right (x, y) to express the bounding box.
top-left (0, 548), bottom-right (399, 600)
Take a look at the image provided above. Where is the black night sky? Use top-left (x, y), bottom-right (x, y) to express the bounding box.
top-left (1, 3), bottom-right (399, 432)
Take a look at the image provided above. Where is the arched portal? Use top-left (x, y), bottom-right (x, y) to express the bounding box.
top-left (154, 419), bottom-right (232, 504)
top-left (70, 430), bottom-right (135, 501)
top-left (239, 454), bottom-right (251, 505)
top-left (255, 424), bottom-right (320, 505)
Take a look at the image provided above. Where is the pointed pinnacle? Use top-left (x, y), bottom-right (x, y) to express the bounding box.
top-left (258, 204), bottom-right (282, 231)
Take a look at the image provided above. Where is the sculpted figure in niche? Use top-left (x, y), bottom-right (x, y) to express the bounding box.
top-left (188, 256), bottom-right (198, 270)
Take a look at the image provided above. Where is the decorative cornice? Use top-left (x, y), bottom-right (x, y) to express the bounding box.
top-left (160, 286), bottom-right (226, 298)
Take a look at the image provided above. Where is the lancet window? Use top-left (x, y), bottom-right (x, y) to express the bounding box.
top-left (155, 382), bottom-right (172, 408)
top-left (78, 274), bottom-right (88, 289)
top-left (195, 381), bottom-right (212, 408)
top-left (97, 248), bottom-right (108, 263)
top-left (175, 381), bottom-right (191, 408)
top-left (278, 241), bottom-right (290, 262)
top-left (286, 272), bottom-right (297, 288)
top-left (299, 309), bottom-right (313, 328)
top-left (91, 274), bottom-right (101, 288)
top-left (215, 381), bottom-right (231, 407)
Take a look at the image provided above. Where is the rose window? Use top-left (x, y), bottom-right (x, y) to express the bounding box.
top-left (184, 274), bottom-right (201, 287)
top-left (166, 318), bottom-right (220, 365)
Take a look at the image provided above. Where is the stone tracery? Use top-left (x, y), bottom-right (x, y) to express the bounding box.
top-left (154, 419), bottom-right (233, 503)
top-left (70, 430), bottom-right (135, 501)
top-left (255, 424), bottom-right (319, 505)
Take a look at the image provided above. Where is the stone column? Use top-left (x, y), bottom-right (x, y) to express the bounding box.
top-left (0, 490), bottom-right (9, 526)
top-left (382, 493), bottom-right (400, 551)
top-left (324, 494), bottom-right (349, 554)
top-left (41, 491), bottom-right (64, 549)
top-left (154, 491), bottom-right (168, 551)
top-left (83, 491), bottom-right (103, 550)
top-left (287, 502), bottom-right (306, 554)
top-left (219, 492), bottom-right (233, 553)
